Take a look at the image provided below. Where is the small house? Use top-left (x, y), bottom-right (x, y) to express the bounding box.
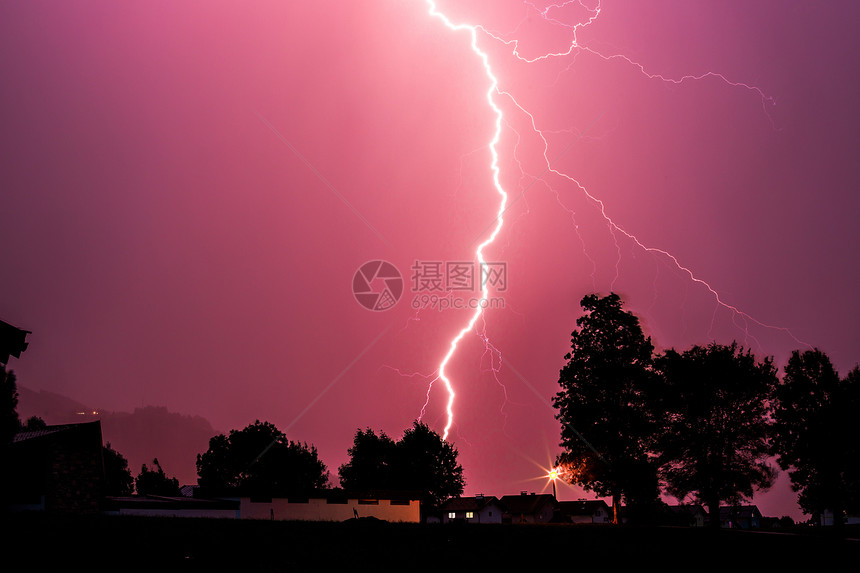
top-left (441, 494), bottom-right (506, 524)
top-left (499, 492), bottom-right (557, 524)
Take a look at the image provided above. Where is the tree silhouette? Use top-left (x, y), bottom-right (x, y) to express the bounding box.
top-left (553, 293), bottom-right (661, 524)
top-left (338, 428), bottom-right (398, 491)
top-left (103, 442), bottom-right (134, 496)
top-left (338, 421), bottom-right (464, 509)
top-left (21, 416), bottom-right (47, 430)
top-left (2, 367), bottom-right (19, 443)
top-left (196, 420), bottom-right (329, 497)
top-left (773, 349), bottom-right (860, 528)
top-left (398, 421), bottom-right (465, 508)
top-left (656, 342), bottom-right (778, 528)
top-left (135, 458), bottom-right (180, 496)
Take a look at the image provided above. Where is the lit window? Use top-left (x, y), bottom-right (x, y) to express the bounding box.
top-left (466, 512), bottom-right (474, 519)
top-left (448, 512), bottom-right (456, 519)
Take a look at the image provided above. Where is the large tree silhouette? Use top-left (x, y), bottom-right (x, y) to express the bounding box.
top-left (656, 342), bottom-right (778, 528)
top-left (196, 420), bottom-right (329, 497)
top-left (338, 421), bottom-right (464, 508)
top-left (553, 293), bottom-right (661, 524)
top-left (773, 349), bottom-right (860, 527)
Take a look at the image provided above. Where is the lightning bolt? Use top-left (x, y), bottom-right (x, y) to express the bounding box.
top-left (423, 0), bottom-right (809, 442)
top-left (424, 1), bottom-right (509, 441)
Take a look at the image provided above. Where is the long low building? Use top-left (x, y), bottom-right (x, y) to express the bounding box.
top-left (240, 490), bottom-right (421, 523)
top-left (104, 495), bottom-right (239, 519)
top-left (102, 490), bottom-right (422, 523)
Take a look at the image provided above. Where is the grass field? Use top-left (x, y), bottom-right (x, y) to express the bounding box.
top-left (7, 512), bottom-right (858, 571)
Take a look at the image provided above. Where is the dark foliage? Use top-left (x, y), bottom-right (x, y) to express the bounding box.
top-left (773, 349), bottom-right (860, 524)
top-left (21, 415), bottom-right (47, 430)
top-left (656, 342), bottom-right (778, 527)
top-left (196, 420), bottom-right (329, 497)
top-left (338, 421), bottom-right (464, 508)
top-left (2, 368), bottom-right (19, 443)
top-left (103, 442), bottom-right (134, 496)
top-left (553, 293), bottom-right (661, 522)
top-left (135, 458), bottom-right (181, 496)
top-left (338, 427), bottom-right (398, 490)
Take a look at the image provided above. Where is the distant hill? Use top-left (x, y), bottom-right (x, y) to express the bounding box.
top-left (17, 386), bottom-right (216, 486)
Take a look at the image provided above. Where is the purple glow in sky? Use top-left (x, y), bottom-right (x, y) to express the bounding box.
top-left (2, 1), bottom-right (858, 520)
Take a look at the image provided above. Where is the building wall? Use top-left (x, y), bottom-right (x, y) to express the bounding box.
top-left (240, 497), bottom-right (420, 523)
top-left (9, 421), bottom-right (104, 514)
top-left (443, 505), bottom-right (503, 524)
top-left (509, 505), bottom-right (554, 523)
top-left (569, 514), bottom-right (593, 524)
top-left (110, 508), bottom-right (239, 518)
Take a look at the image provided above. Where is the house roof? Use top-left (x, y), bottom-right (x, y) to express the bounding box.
top-left (720, 505), bottom-right (761, 518)
top-left (12, 421), bottom-right (103, 446)
top-left (180, 485), bottom-right (199, 498)
top-left (441, 496), bottom-right (503, 512)
top-left (665, 504), bottom-right (706, 516)
top-left (0, 319), bottom-right (30, 363)
top-left (499, 493), bottom-right (557, 515)
top-left (104, 495), bottom-right (239, 511)
top-left (557, 500), bottom-right (610, 516)
top-left (13, 423), bottom-right (86, 443)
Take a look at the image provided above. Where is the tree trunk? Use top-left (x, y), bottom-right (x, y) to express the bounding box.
top-left (612, 491), bottom-right (621, 525)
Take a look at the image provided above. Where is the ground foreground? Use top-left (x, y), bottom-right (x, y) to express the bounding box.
top-left (7, 513), bottom-right (858, 571)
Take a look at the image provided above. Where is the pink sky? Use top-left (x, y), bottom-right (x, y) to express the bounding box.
top-left (2, 1), bottom-right (858, 520)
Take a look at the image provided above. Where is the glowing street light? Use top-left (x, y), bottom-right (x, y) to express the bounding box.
top-left (548, 467), bottom-right (559, 499)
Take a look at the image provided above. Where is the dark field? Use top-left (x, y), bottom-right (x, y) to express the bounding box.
top-left (7, 513), bottom-right (857, 571)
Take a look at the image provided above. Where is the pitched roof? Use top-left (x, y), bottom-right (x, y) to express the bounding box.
top-left (720, 505), bottom-right (761, 518)
top-left (104, 495), bottom-right (239, 511)
top-left (0, 319), bottom-right (30, 363)
top-left (665, 504), bottom-right (706, 516)
top-left (441, 496), bottom-right (503, 512)
top-left (557, 500), bottom-right (610, 516)
top-left (12, 421), bottom-right (103, 445)
top-left (499, 493), bottom-right (557, 515)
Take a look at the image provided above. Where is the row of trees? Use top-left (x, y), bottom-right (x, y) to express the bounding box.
top-left (554, 293), bottom-right (859, 527)
top-left (4, 365), bottom-right (464, 506)
top-left (103, 444), bottom-right (181, 497)
top-left (105, 419), bottom-right (464, 507)
top-left (193, 419), bottom-right (464, 510)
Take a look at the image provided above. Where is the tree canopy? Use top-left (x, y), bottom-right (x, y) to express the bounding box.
top-left (656, 342), bottom-right (778, 527)
top-left (553, 293), bottom-right (661, 522)
top-left (338, 427), bottom-right (398, 491)
top-left (135, 458), bottom-right (181, 496)
top-left (196, 420), bottom-right (329, 497)
top-left (338, 421), bottom-right (464, 508)
top-left (103, 442), bottom-right (134, 496)
top-left (773, 349), bottom-right (860, 525)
